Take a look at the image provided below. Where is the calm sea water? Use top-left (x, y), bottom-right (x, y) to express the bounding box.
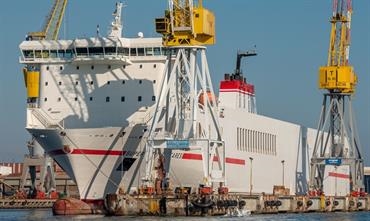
top-left (1, 209), bottom-right (370, 221)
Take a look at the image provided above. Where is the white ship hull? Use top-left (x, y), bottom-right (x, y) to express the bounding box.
top-left (27, 108), bottom-right (350, 200)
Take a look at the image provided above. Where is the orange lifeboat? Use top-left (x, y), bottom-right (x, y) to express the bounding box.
top-left (198, 90), bottom-right (216, 107)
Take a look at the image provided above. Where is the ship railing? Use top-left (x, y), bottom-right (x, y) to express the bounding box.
top-left (31, 108), bottom-right (64, 130)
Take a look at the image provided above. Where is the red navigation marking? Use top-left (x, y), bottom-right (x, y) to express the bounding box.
top-left (182, 153), bottom-right (245, 165)
top-left (328, 172), bottom-right (350, 179)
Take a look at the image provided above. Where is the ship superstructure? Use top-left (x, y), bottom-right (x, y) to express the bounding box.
top-left (19, 2), bottom-right (354, 203)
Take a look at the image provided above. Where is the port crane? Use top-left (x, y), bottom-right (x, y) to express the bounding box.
top-left (309, 0), bottom-right (364, 195)
top-left (21, 0), bottom-right (68, 196)
top-left (27, 0), bottom-right (68, 40)
top-left (144, 0), bottom-right (226, 193)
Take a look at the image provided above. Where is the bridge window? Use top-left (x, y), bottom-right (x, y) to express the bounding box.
top-left (76, 47), bottom-right (88, 56)
top-left (89, 97), bottom-right (93, 101)
top-left (105, 47), bottom-right (116, 55)
top-left (106, 97), bottom-right (110, 102)
top-left (146, 48), bottom-right (153, 56)
top-left (58, 50), bottom-right (65, 58)
top-left (118, 47), bottom-right (129, 56)
top-left (50, 50), bottom-right (58, 58)
top-left (35, 50), bottom-right (42, 58)
top-left (137, 48), bottom-right (145, 56)
top-left (153, 47), bottom-right (161, 56)
top-left (152, 96), bottom-right (156, 101)
top-left (89, 47), bottom-right (104, 55)
top-left (121, 96), bottom-right (125, 102)
top-left (65, 49), bottom-right (74, 58)
top-left (23, 50), bottom-right (34, 58)
top-left (138, 96), bottom-right (142, 102)
top-left (130, 48), bottom-right (137, 56)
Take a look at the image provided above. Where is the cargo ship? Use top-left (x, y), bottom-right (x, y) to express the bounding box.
top-left (19, 2), bottom-right (350, 206)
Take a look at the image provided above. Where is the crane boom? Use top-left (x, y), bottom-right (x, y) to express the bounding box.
top-left (319, 0), bottom-right (356, 94)
top-left (28, 0), bottom-right (68, 40)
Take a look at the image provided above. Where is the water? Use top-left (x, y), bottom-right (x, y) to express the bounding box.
top-left (1, 210), bottom-right (370, 221)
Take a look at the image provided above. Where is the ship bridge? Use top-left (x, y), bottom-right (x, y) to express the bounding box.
top-left (19, 37), bottom-right (166, 66)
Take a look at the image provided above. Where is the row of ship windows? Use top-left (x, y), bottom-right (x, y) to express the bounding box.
top-left (43, 96), bottom-right (156, 102)
top-left (46, 64), bottom-right (157, 71)
top-left (44, 79), bottom-right (156, 86)
top-left (236, 127), bottom-right (277, 155)
top-left (23, 47), bottom-right (166, 59)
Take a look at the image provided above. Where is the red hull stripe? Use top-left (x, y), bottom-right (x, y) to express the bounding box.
top-left (49, 149), bottom-right (245, 165)
top-left (328, 172), bottom-right (350, 179)
top-left (49, 148), bottom-right (126, 156)
top-left (71, 149), bottom-right (125, 156)
top-left (182, 153), bottom-right (245, 165)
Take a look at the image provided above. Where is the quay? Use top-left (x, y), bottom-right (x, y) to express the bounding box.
top-left (103, 189), bottom-right (370, 216)
top-left (0, 198), bottom-right (56, 209)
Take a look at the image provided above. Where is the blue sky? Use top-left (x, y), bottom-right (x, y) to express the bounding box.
top-left (0, 0), bottom-right (369, 164)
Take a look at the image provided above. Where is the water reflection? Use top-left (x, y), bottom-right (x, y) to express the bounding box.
top-left (1, 210), bottom-right (370, 221)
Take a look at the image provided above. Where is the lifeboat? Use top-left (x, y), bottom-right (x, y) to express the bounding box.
top-left (198, 90), bottom-right (216, 107)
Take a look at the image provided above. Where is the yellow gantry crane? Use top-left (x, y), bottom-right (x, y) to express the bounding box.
top-left (310, 0), bottom-right (364, 196)
top-left (28, 0), bottom-right (68, 40)
top-left (144, 0), bottom-right (226, 193)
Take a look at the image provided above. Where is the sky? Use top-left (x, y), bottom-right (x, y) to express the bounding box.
top-left (0, 0), bottom-right (369, 164)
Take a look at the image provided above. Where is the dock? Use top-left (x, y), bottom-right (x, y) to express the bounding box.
top-left (0, 198), bottom-right (56, 209)
top-left (104, 192), bottom-right (370, 216)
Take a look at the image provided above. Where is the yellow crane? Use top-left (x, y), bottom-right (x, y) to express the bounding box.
top-left (145, 0), bottom-right (226, 193)
top-left (318, 0), bottom-right (356, 93)
top-left (27, 0), bottom-right (68, 40)
top-left (310, 0), bottom-right (364, 196)
top-left (155, 0), bottom-right (215, 46)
